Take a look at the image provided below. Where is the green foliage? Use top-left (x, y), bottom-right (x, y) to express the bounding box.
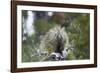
top-left (22, 11), bottom-right (90, 62)
top-left (67, 13), bottom-right (90, 60)
top-left (34, 19), bottom-right (50, 34)
top-left (67, 51), bottom-right (76, 60)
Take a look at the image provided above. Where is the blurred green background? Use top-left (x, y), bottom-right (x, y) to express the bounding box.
top-left (22, 10), bottom-right (90, 62)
